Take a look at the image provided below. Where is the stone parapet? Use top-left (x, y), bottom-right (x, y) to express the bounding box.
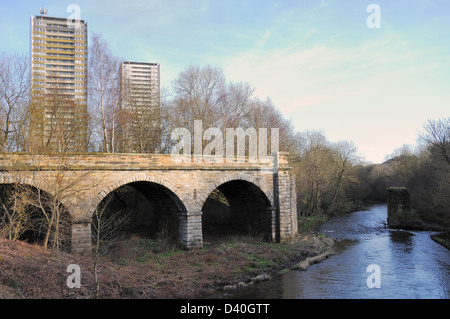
top-left (0, 153), bottom-right (277, 171)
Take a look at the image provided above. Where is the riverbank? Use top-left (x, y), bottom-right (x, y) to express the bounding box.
top-left (0, 233), bottom-right (334, 299)
top-left (430, 231), bottom-right (450, 250)
top-left (385, 206), bottom-right (449, 249)
top-left (219, 205), bottom-right (450, 299)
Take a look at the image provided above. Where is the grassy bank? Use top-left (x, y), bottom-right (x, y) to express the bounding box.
top-left (0, 232), bottom-right (334, 299)
top-left (430, 231), bottom-right (450, 250)
top-left (298, 214), bottom-right (330, 233)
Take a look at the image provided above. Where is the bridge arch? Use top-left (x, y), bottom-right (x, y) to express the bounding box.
top-left (0, 175), bottom-right (54, 201)
top-left (92, 174), bottom-right (189, 244)
top-left (0, 177), bottom-right (72, 251)
top-left (95, 174), bottom-right (187, 210)
top-left (0, 175), bottom-right (81, 217)
top-left (199, 174), bottom-right (275, 241)
top-left (197, 173), bottom-right (274, 210)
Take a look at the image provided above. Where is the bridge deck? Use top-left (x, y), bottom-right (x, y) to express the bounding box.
top-left (0, 153), bottom-right (290, 171)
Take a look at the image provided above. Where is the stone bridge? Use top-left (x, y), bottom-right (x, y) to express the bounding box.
top-left (0, 152), bottom-right (298, 254)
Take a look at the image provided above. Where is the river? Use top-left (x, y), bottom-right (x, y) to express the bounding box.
top-left (212, 205), bottom-right (450, 299)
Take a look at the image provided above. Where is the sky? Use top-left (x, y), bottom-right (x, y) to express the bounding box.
top-left (0, 0), bottom-right (449, 163)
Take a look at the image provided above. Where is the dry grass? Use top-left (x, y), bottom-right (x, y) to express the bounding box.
top-left (0, 234), bottom-right (334, 299)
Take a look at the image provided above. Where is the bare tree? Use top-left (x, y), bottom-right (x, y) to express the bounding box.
top-left (293, 130), bottom-right (333, 215)
top-left (0, 183), bottom-right (32, 240)
top-left (419, 117), bottom-right (450, 173)
top-left (0, 179), bottom-right (71, 251)
top-left (0, 53), bottom-right (30, 152)
top-left (159, 87), bottom-right (174, 153)
top-left (89, 33), bottom-right (121, 153)
top-left (220, 81), bottom-right (255, 129)
top-left (9, 99), bottom-right (30, 152)
top-left (0, 153), bottom-right (101, 252)
top-left (417, 117), bottom-right (450, 217)
top-left (383, 144), bottom-right (420, 188)
top-left (165, 66), bottom-right (295, 159)
top-left (170, 65), bottom-right (226, 130)
top-left (246, 97), bottom-right (296, 153)
top-left (29, 75), bottom-right (88, 153)
top-left (118, 77), bottom-right (161, 153)
top-left (329, 140), bottom-right (358, 210)
top-left (91, 193), bottom-right (130, 298)
top-left (292, 131), bottom-right (363, 215)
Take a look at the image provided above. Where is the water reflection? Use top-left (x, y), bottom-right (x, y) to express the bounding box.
top-left (211, 205), bottom-right (450, 299)
top-left (389, 230), bottom-right (414, 244)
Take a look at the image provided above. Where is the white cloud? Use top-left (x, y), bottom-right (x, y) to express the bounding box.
top-left (222, 35), bottom-right (449, 163)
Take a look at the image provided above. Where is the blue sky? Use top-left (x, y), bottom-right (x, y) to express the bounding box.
top-left (1, 0), bottom-right (449, 163)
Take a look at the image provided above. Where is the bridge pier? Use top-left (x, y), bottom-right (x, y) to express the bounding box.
top-left (274, 167), bottom-right (298, 242)
top-left (71, 219), bottom-right (91, 255)
top-left (179, 211), bottom-right (203, 249)
top-left (71, 209), bottom-right (206, 254)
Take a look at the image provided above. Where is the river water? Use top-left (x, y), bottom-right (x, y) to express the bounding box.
top-left (213, 205), bottom-right (450, 299)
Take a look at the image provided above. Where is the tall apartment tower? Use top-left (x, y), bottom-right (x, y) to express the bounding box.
top-left (119, 61), bottom-right (161, 153)
top-left (30, 11), bottom-right (88, 153)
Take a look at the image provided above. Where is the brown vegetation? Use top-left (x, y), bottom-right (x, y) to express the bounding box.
top-left (0, 234), bottom-right (333, 299)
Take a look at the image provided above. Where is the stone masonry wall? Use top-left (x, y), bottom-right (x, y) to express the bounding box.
top-left (0, 152), bottom-right (297, 254)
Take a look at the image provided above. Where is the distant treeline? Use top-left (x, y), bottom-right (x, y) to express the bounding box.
top-left (291, 117), bottom-right (450, 230)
